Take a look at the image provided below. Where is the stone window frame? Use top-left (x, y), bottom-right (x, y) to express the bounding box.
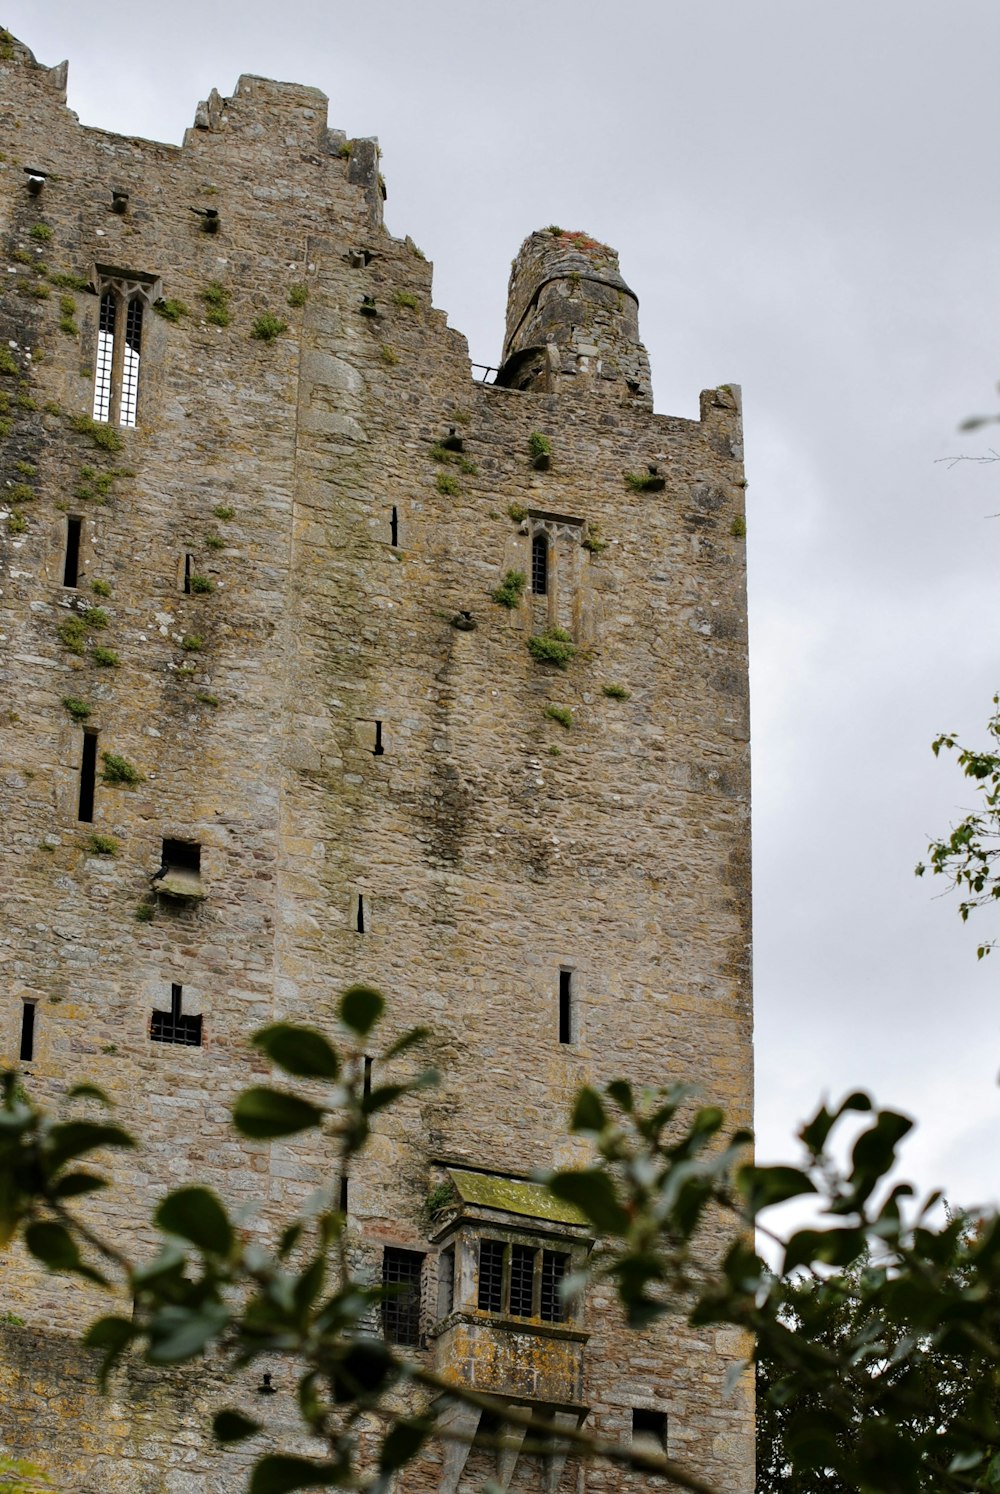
top-left (474, 1233), bottom-right (572, 1325)
top-left (91, 265), bottom-right (162, 429)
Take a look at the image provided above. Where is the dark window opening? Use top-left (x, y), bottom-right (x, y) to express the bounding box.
top-left (356, 894), bottom-right (365, 933)
top-left (63, 517), bottom-right (82, 588)
top-left (373, 720), bottom-right (384, 756)
top-left (540, 1250), bottom-right (568, 1323)
top-left (559, 969), bottom-right (573, 1045)
top-left (151, 982), bottom-right (202, 1047)
top-left (183, 553), bottom-right (193, 594)
top-left (19, 1002), bottom-right (36, 1063)
top-left (339, 1173), bottom-right (349, 1214)
top-left (478, 1238), bottom-right (505, 1314)
top-left (161, 839), bottom-right (201, 875)
top-left (381, 1247), bottom-right (423, 1347)
top-left (390, 506), bottom-right (399, 547)
top-left (531, 532), bottom-right (548, 595)
top-left (78, 730), bottom-right (97, 823)
top-left (120, 298), bottom-right (143, 428)
top-left (438, 1245), bottom-right (455, 1318)
top-left (509, 1244), bottom-right (535, 1318)
top-left (632, 1408), bottom-right (668, 1453)
top-left (363, 1055), bottom-right (373, 1099)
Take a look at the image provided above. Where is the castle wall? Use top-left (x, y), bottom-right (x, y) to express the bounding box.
top-left (0, 32), bottom-right (752, 1494)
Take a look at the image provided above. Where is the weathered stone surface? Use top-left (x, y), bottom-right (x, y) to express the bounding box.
top-left (0, 28), bottom-right (752, 1494)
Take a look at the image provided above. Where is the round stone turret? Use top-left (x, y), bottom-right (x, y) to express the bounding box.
top-left (497, 228), bottom-right (652, 405)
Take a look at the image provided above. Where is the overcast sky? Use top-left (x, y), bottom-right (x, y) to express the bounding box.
top-left (9, 1), bottom-right (999, 1210)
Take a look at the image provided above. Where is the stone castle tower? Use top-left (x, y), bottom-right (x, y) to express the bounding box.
top-left (0, 31), bottom-right (753, 1494)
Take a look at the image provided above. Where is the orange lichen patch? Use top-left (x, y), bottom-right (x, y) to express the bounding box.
top-left (548, 228), bottom-right (614, 256)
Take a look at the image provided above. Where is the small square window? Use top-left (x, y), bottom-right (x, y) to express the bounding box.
top-left (632, 1408), bottom-right (668, 1455)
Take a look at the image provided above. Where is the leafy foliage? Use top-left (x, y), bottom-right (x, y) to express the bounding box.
top-left (527, 627), bottom-right (576, 668)
top-left (917, 696), bottom-right (1000, 956)
top-left (491, 569), bottom-right (525, 609)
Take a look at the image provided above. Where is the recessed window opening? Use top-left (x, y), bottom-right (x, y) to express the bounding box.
top-left (373, 720), bottom-right (384, 756)
top-left (477, 1238), bottom-right (505, 1314)
top-left (381, 1247), bottom-right (423, 1347)
top-left (531, 532), bottom-right (549, 595)
top-left (161, 839), bottom-right (201, 875)
top-left (540, 1249), bottom-right (567, 1323)
top-left (19, 1002), bottom-right (36, 1063)
top-left (632, 1408), bottom-right (668, 1454)
top-left (339, 1173), bottom-right (349, 1214)
top-left (183, 553), bottom-right (193, 594)
top-left (356, 894), bottom-right (365, 934)
top-left (78, 730), bottom-right (98, 823)
top-left (390, 506), bottom-right (399, 547)
top-left (63, 516), bottom-right (82, 588)
top-left (509, 1244), bottom-right (535, 1318)
top-left (559, 968), bottom-right (574, 1045)
top-left (363, 1054), bottom-right (373, 1098)
top-left (150, 982), bottom-right (202, 1046)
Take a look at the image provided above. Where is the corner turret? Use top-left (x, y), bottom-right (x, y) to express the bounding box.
top-left (497, 227), bottom-right (652, 406)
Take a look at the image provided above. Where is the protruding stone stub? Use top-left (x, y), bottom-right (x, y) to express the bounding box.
top-left (498, 227), bottom-right (652, 406)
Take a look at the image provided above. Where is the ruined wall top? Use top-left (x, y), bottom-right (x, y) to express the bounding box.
top-left (499, 227), bottom-right (652, 407)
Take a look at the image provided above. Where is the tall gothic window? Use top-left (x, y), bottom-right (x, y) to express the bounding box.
top-left (92, 273), bottom-right (157, 427)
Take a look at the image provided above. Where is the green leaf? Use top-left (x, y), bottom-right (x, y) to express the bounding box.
top-left (737, 1164), bottom-right (816, 1216)
top-left (605, 1079), bottom-right (634, 1113)
top-left (155, 1186), bottom-right (233, 1256)
top-left (570, 1086), bottom-right (607, 1132)
top-left (548, 1169), bottom-right (630, 1234)
top-left (82, 1314), bottom-right (137, 1388)
top-left (51, 1171), bottom-right (106, 1200)
top-left (46, 1120), bottom-right (135, 1169)
top-left (249, 1455), bottom-right (343, 1493)
top-left (233, 1088), bottom-right (324, 1140)
top-left (24, 1220), bottom-right (81, 1271)
top-left (252, 1024), bottom-right (340, 1081)
top-left (214, 1409), bottom-right (262, 1444)
top-left (363, 1083), bottom-right (407, 1115)
top-left (338, 984), bottom-right (385, 1038)
top-left (381, 1026), bottom-right (430, 1061)
top-left (65, 1083), bottom-right (111, 1105)
top-left (147, 1301), bottom-right (230, 1363)
top-left (379, 1418), bottom-right (430, 1472)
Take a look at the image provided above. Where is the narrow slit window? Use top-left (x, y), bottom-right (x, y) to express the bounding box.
top-left (559, 968), bottom-right (574, 1045)
top-left (63, 516), bottom-right (82, 588)
top-left (540, 1250), bottom-right (569, 1323)
top-left (356, 894), bottom-right (365, 933)
top-left (531, 532), bottom-right (549, 595)
top-left (438, 1245), bottom-right (455, 1317)
top-left (390, 505), bottom-right (399, 547)
top-left (339, 1174), bottom-right (349, 1214)
top-left (19, 1002), bottom-right (36, 1063)
top-left (381, 1247), bottom-right (423, 1347)
top-left (183, 553), bottom-right (193, 594)
top-left (363, 1055), bottom-right (373, 1098)
top-left (150, 983), bottom-right (202, 1047)
top-left (509, 1244), bottom-right (536, 1318)
top-left (478, 1238), bottom-right (505, 1314)
top-left (373, 721), bottom-right (384, 756)
top-left (93, 291), bottom-right (116, 423)
top-left (78, 730), bottom-right (97, 823)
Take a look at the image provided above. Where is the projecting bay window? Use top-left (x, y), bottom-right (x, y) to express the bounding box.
top-left (92, 271), bottom-right (160, 428)
top-left (476, 1237), bottom-right (569, 1323)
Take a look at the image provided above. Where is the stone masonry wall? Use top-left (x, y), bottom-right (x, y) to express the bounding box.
top-left (0, 30), bottom-right (753, 1494)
